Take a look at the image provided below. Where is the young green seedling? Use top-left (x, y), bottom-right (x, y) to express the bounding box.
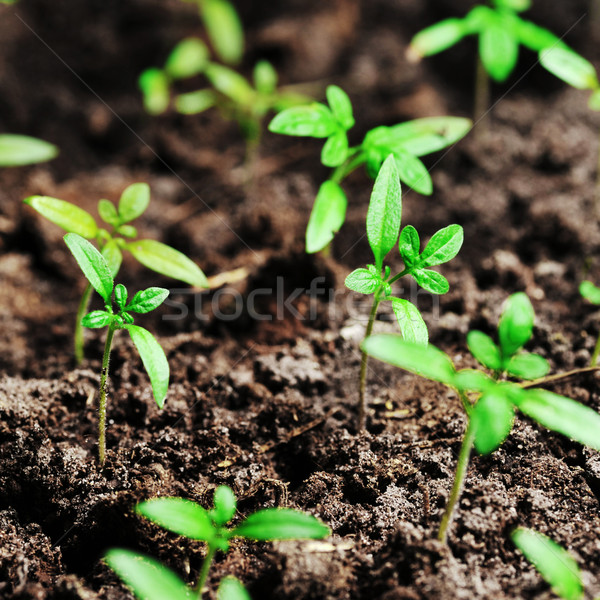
top-left (0, 133), bottom-right (58, 166)
top-left (345, 154), bottom-right (463, 430)
top-left (24, 182), bottom-right (207, 364)
top-left (269, 84), bottom-right (471, 253)
top-left (362, 292), bottom-right (600, 544)
top-left (512, 528), bottom-right (585, 600)
top-left (105, 485), bottom-right (330, 599)
top-left (580, 280), bottom-right (600, 365)
top-left (64, 233), bottom-right (170, 465)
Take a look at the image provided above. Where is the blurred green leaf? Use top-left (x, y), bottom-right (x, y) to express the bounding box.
top-left (0, 134), bottom-right (58, 167)
top-left (305, 181), bottom-right (347, 253)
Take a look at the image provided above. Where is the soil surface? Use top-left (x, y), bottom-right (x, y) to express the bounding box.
top-left (2, 1), bottom-right (600, 599)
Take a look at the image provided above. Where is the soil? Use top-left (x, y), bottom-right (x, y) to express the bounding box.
top-left (1, 0), bottom-right (600, 598)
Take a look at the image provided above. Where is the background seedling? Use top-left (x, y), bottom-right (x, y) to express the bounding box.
top-left (64, 233), bottom-right (170, 465)
top-left (24, 182), bottom-right (207, 364)
top-left (105, 485), bottom-right (330, 598)
top-left (580, 279), bottom-right (600, 365)
top-left (269, 85), bottom-right (471, 253)
top-left (363, 292), bottom-right (600, 543)
top-left (345, 155), bottom-right (463, 429)
top-left (0, 133), bottom-right (57, 166)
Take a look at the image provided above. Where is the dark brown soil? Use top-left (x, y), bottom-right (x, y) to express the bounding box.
top-left (2, 1), bottom-right (600, 598)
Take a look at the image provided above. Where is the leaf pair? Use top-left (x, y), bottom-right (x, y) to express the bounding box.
top-left (0, 134), bottom-right (58, 167)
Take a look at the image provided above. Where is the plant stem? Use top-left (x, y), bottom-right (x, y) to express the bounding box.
top-left (473, 54), bottom-right (490, 139)
top-left (358, 287), bottom-right (382, 430)
top-left (98, 322), bottom-right (117, 466)
top-left (592, 334), bottom-right (600, 367)
top-left (595, 127), bottom-right (600, 216)
top-left (196, 545), bottom-right (216, 599)
top-left (74, 283), bottom-right (93, 365)
top-left (519, 365), bottom-right (600, 389)
top-left (331, 150), bottom-right (365, 184)
top-left (438, 419), bottom-right (475, 545)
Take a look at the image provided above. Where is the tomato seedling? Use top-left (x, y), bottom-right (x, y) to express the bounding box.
top-left (345, 154), bottom-right (463, 429)
top-left (24, 183), bottom-right (207, 364)
top-left (269, 85), bottom-right (471, 253)
top-left (64, 233), bottom-right (170, 465)
top-left (105, 485), bottom-right (330, 599)
top-left (0, 133), bottom-right (57, 166)
top-left (363, 292), bottom-right (600, 543)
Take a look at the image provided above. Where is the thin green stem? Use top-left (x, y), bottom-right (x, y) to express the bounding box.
top-left (474, 54), bottom-right (490, 139)
top-left (458, 390), bottom-right (472, 415)
top-left (74, 283), bottom-right (94, 365)
top-left (331, 150), bottom-right (365, 184)
top-left (438, 419), bottom-right (475, 545)
top-left (592, 334), bottom-right (600, 367)
top-left (196, 544), bottom-right (216, 599)
top-left (595, 127), bottom-right (600, 215)
top-left (98, 322), bottom-right (117, 466)
top-left (519, 365), bottom-right (600, 389)
top-left (387, 268), bottom-right (409, 286)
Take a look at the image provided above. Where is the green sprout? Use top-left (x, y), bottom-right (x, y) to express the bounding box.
top-left (0, 134), bottom-right (58, 166)
top-left (64, 233), bottom-right (170, 465)
top-left (512, 528), bottom-right (584, 600)
top-left (105, 485), bottom-right (330, 599)
top-left (345, 155), bottom-right (463, 430)
top-left (24, 183), bottom-right (207, 364)
top-left (269, 85), bottom-right (471, 253)
top-left (580, 279), bottom-right (600, 365)
top-left (362, 292), bottom-right (600, 543)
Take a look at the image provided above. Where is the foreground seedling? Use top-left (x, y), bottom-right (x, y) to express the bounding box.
top-left (345, 155), bottom-right (463, 429)
top-left (0, 133), bottom-right (57, 166)
top-left (25, 182), bottom-right (207, 363)
top-left (64, 233), bottom-right (170, 465)
top-left (363, 292), bottom-right (600, 543)
top-left (269, 85), bottom-right (470, 253)
top-left (105, 485), bottom-right (330, 599)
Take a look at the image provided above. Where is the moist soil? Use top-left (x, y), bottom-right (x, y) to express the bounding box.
top-left (2, 1), bottom-right (600, 598)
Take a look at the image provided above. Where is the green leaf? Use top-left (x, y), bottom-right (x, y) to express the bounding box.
top-left (345, 268), bottom-right (381, 295)
top-left (539, 46), bottom-right (598, 90)
top-left (139, 68), bottom-right (171, 115)
top-left (205, 63), bottom-right (254, 106)
top-left (393, 150), bottom-right (432, 195)
top-left (498, 292), bottom-right (534, 357)
top-left (175, 89), bottom-right (217, 114)
top-left (517, 20), bottom-right (564, 52)
top-left (505, 352), bottom-right (549, 380)
top-left (326, 85), bottom-right (354, 130)
top-left (321, 129), bottom-right (349, 167)
top-left (367, 155), bottom-right (402, 272)
top-left (411, 269), bottom-right (449, 295)
top-left (409, 19), bottom-right (469, 58)
top-left (218, 577), bottom-right (251, 600)
top-left (515, 389), bottom-right (600, 451)
top-left (126, 287), bottom-right (169, 314)
top-left (589, 89), bottom-right (600, 111)
top-left (118, 224), bottom-right (137, 238)
top-left (102, 239), bottom-right (123, 278)
top-left (24, 196), bottom-right (98, 238)
top-left (454, 369), bottom-right (495, 392)
top-left (467, 330), bottom-right (502, 371)
top-left (0, 134), bottom-right (58, 167)
top-left (127, 325), bottom-right (169, 408)
top-left (253, 60), bottom-right (278, 95)
top-left (211, 486), bottom-right (237, 526)
top-left (118, 183), bottom-right (150, 224)
top-left (64, 233), bottom-right (114, 303)
top-left (418, 224), bottom-right (464, 267)
top-left (361, 335), bottom-right (456, 384)
top-left (512, 528), bottom-right (583, 600)
top-left (104, 549), bottom-right (192, 600)
top-left (391, 298), bottom-right (428, 345)
top-left (472, 391), bottom-right (514, 454)
top-left (479, 18), bottom-right (519, 82)
top-left (200, 0), bottom-right (244, 65)
top-left (82, 310), bottom-right (112, 329)
top-left (126, 239), bottom-right (208, 288)
top-left (114, 284), bottom-right (128, 310)
top-left (398, 225), bottom-right (420, 267)
top-left (305, 181), bottom-right (347, 254)
top-left (494, 0), bottom-right (531, 12)
top-left (580, 280), bottom-right (600, 305)
top-left (232, 508), bottom-right (329, 541)
top-left (136, 497), bottom-right (213, 540)
top-left (165, 38), bottom-right (209, 79)
top-left (268, 104), bottom-right (337, 138)
top-left (98, 199), bottom-right (119, 226)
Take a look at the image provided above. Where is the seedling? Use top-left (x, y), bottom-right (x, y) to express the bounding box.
top-left (64, 233), bottom-right (170, 465)
top-left (345, 155), bottom-right (463, 429)
top-left (269, 85), bottom-right (471, 253)
top-left (105, 485), bottom-right (330, 599)
top-left (580, 280), bottom-right (600, 365)
top-left (363, 292), bottom-right (600, 543)
top-left (0, 134), bottom-right (57, 166)
top-left (24, 183), bottom-right (207, 364)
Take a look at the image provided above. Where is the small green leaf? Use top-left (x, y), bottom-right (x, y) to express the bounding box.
top-left (126, 287), bottom-right (169, 314)
top-left (0, 134), bottom-right (58, 167)
top-left (218, 577), bottom-right (251, 600)
top-left (479, 18), bottom-right (519, 82)
top-left (232, 508), bottom-right (329, 541)
top-left (305, 181), bottom-right (347, 254)
top-left (409, 18), bottom-right (469, 58)
top-left (118, 224), bottom-right (138, 238)
top-left (321, 129), bottom-right (349, 167)
top-left (505, 352), bottom-right (549, 380)
top-left (393, 150), bottom-right (432, 195)
top-left (494, 0), bottom-right (531, 12)
top-left (467, 330), bottom-right (502, 371)
top-left (64, 233), bottom-right (114, 303)
top-left (539, 46), bottom-right (599, 90)
top-left (104, 549), bottom-right (192, 600)
top-left (200, 0), bottom-right (244, 65)
top-left (345, 268), bottom-right (381, 295)
top-left (398, 225), bottom-right (420, 267)
top-left (204, 63), bottom-right (254, 106)
top-left (517, 19), bottom-right (564, 52)
top-left (82, 310), bottom-right (112, 329)
top-left (580, 280), bottom-right (600, 305)
top-left (498, 292), bottom-right (534, 357)
top-left (211, 486), bottom-right (237, 526)
top-left (126, 239), bottom-right (208, 288)
top-left (391, 298), bottom-right (428, 345)
top-left (512, 528), bottom-right (583, 600)
top-left (24, 196), bottom-right (98, 238)
top-left (98, 199), bottom-right (119, 226)
top-left (253, 60), bottom-right (278, 95)
top-left (118, 183), bottom-right (150, 224)
top-left (419, 224), bottom-right (464, 267)
top-left (114, 284), bottom-right (128, 310)
top-left (127, 325), bottom-right (169, 408)
top-left (367, 155), bottom-right (402, 272)
top-left (411, 269), bottom-right (449, 295)
top-left (165, 38), bottom-right (209, 79)
top-left (515, 389), bottom-right (600, 451)
top-left (268, 104), bottom-right (337, 138)
top-left (472, 391), bottom-right (514, 454)
top-left (102, 239), bottom-right (123, 279)
top-left (139, 68), bottom-right (170, 115)
top-left (137, 497), bottom-right (214, 540)
top-left (362, 335), bottom-right (456, 384)
top-left (589, 89), bottom-right (600, 111)
top-left (175, 89), bottom-right (217, 114)
top-left (326, 85), bottom-right (354, 130)
top-left (454, 369), bottom-right (495, 392)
